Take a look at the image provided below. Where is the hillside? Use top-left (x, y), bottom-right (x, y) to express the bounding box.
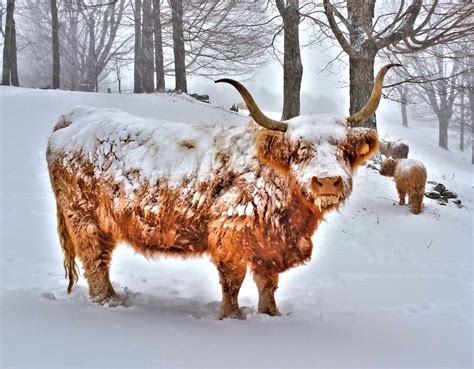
top-left (0, 86), bottom-right (472, 368)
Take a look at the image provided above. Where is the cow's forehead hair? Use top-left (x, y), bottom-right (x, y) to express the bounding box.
top-left (285, 114), bottom-right (347, 144)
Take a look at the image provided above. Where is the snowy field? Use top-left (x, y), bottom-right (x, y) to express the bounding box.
top-left (0, 86), bottom-right (472, 368)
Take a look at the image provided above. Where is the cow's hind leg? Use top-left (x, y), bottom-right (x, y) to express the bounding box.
top-left (253, 270), bottom-right (281, 316)
top-left (396, 184), bottom-right (406, 205)
top-left (64, 208), bottom-right (119, 305)
top-left (216, 261), bottom-right (246, 319)
top-left (408, 193), bottom-right (423, 214)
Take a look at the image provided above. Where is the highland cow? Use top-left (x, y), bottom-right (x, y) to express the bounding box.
top-left (379, 139), bottom-right (409, 159)
top-left (47, 64), bottom-right (399, 319)
top-left (379, 158), bottom-right (427, 214)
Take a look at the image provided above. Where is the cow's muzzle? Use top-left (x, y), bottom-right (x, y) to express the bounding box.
top-left (310, 176), bottom-right (343, 210)
top-left (311, 176), bottom-right (342, 196)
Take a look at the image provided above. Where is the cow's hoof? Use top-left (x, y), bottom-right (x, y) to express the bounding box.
top-left (91, 294), bottom-right (124, 307)
top-left (258, 307), bottom-right (281, 317)
top-left (219, 308), bottom-right (245, 320)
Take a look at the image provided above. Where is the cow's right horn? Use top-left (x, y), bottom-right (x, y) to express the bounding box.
top-left (215, 78), bottom-right (288, 132)
top-left (346, 63), bottom-right (402, 126)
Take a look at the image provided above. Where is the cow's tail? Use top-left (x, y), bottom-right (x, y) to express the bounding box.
top-left (56, 207), bottom-right (79, 293)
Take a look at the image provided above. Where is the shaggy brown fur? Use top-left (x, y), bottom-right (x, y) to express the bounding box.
top-left (379, 139), bottom-right (409, 159)
top-left (47, 64), bottom-right (399, 319)
top-left (47, 122), bottom-right (378, 318)
top-left (379, 158), bottom-right (427, 214)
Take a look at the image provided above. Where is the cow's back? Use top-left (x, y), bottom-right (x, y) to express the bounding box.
top-left (394, 159), bottom-right (426, 193)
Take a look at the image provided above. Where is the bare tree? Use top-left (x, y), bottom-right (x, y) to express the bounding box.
top-left (10, 6), bottom-right (19, 86)
top-left (2, 0), bottom-right (19, 86)
top-left (466, 47), bottom-right (474, 164)
top-left (178, 1), bottom-right (274, 76)
top-left (421, 51), bottom-right (459, 150)
top-left (391, 46), bottom-right (465, 150)
top-left (169, 0), bottom-right (186, 92)
top-left (50, 0), bottom-right (60, 89)
top-left (84, 13), bottom-right (97, 91)
top-left (58, 0), bottom-right (129, 91)
top-left (153, 0), bottom-right (165, 91)
top-left (322, 0), bottom-right (473, 129)
top-left (134, 0), bottom-right (144, 93)
top-left (458, 86), bottom-right (465, 152)
top-left (275, 0), bottom-right (302, 120)
top-left (132, 1), bottom-right (275, 95)
top-left (142, 0), bottom-right (154, 92)
top-left (113, 54), bottom-right (122, 93)
top-left (400, 83), bottom-right (409, 128)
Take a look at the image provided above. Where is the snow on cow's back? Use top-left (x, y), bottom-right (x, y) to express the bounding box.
top-left (47, 106), bottom-right (253, 190)
top-left (396, 158), bottom-right (426, 173)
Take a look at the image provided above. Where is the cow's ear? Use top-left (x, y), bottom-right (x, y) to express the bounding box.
top-left (347, 128), bottom-right (379, 168)
top-left (256, 130), bottom-right (291, 173)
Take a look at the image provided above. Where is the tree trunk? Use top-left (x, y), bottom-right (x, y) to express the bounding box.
top-left (459, 90), bottom-right (465, 151)
top-left (66, 1), bottom-right (80, 90)
top-left (2, 0), bottom-right (15, 86)
top-left (169, 0), bottom-right (187, 93)
top-left (134, 0), bottom-right (144, 93)
top-left (153, 0), bottom-right (165, 92)
top-left (349, 54), bottom-right (376, 129)
top-left (346, 0), bottom-right (376, 129)
top-left (51, 0), bottom-right (60, 89)
top-left (142, 0), bottom-right (154, 93)
top-left (437, 113), bottom-right (449, 150)
top-left (83, 15), bottom-right (97, 92)
top-left (10, 17), bottom-right (19, 86)
top-left (279, 1), bottom-right (303, 120)
top-left (401, 84), bottom-right (408, 127)
top-left (469, 47), bottom-right (474, 164)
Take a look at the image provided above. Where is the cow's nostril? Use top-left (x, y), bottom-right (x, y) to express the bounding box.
top-left (334, 178), bottom-right (341, 187)
top-left (317, 180), bottom-right (323, 187)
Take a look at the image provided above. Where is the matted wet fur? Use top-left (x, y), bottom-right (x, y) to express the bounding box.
top-left (379, 158), bottom-right (427, 214)
top-left (48, 124), bottom-right (378, 318)
top-left (48, 65), bottom-right (397, 319)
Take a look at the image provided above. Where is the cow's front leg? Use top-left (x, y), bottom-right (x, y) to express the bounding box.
top-left (254, 271), bottom-right (281, 316)
top-left (216, 261), bottom-right (246, 319)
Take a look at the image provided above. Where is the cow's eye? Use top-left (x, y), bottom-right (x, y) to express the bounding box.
top-left (344, 151), bottom-right (355, 163)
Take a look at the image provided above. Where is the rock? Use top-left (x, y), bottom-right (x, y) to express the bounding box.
top-left (437, 200), bottom-right (447, 206)
top-left (433, 183), bottom-right (446, 193)
top-left (442, 190), bottom-right (458, 199)
top-left (189, 93), bottom-right (210, 104)
top-left (452, 199), bottom-right (461, 205)
top-left (425, 191), bottom-right (441, 199)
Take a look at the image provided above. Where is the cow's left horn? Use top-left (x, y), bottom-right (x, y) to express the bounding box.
top-left (346, 63), bottom-right (402, 126)
top-left (215, 78), bottom-right (288, 132)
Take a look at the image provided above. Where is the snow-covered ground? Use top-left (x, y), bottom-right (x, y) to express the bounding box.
top-left (0, 86), bottom-right (472, 368)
